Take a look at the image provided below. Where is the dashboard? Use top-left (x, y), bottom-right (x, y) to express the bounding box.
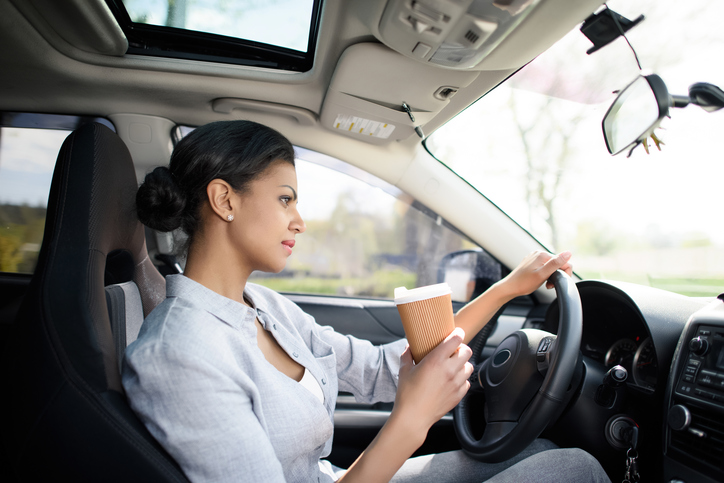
top-left (536, 279), bottom-right (721, 482)
top-left (539, 281), bottom-right (661, 391)
top-left (577, 291), bottom-right (658, 392)
top-left (601, 336), bottom-right (656, 390)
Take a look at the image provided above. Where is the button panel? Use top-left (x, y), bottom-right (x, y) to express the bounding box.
top-left (675, 324), bottom-right (724, 406)
top-left (697, 369), bottom-right (724, 391)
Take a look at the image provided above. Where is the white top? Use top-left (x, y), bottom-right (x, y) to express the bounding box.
top-left (299, 367), bottom-right (325, 403)
top-left (394, 283), bottom-right (452, 305)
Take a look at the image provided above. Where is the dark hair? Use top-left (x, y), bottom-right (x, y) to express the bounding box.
top-left (136, 120), bottom-right (295, 245)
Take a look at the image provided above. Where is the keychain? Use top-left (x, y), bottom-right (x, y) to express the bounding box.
top-left (622, 425), bottom-right (640, 483)
top-left (622, 448), bottom-right (640, 482)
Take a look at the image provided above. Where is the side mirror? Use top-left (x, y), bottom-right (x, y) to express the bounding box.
top-left (602, 74), bottom-right (669, 155)
top-left (437, 249), bottom-right (502, 303)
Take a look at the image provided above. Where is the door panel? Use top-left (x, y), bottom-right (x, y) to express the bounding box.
top-left (0, 273), bottom-right (30, 356)
top-left (290, 294), bottom-right (401, 344)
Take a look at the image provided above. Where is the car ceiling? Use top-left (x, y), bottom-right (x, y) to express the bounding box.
top-left (1, 0), bottom-right (603, 165)
top-left (0, 0), bottom-right (602, 292)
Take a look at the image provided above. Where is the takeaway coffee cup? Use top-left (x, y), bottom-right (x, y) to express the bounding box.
top-left (394, 283), bottom-right (455, 363)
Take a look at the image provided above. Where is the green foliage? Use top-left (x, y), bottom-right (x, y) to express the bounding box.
top-left (0, 204), bottom-right (46, 273)
top-left (647, 276), bottom-right (724, 298)
top-left (576, 268), bottom-right (724, 298)
top-left (252, 269), bottom-right (417, 298)
top-left (680, 233), bottom-right (712, 248)
top-left (0, 234), bottom-right (23, 272)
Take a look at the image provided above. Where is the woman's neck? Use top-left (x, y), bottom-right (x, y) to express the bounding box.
top-left (183, 237), bottom-right (252, 306)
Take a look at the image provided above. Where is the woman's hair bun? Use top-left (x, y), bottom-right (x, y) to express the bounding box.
top-left (136, 166), bottom-right (186, 232)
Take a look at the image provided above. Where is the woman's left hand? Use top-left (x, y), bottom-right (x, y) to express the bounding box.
top-left (498, 250), bottom-right (573, 299)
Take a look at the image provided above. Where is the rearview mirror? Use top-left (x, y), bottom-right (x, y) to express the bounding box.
top-left (602, 74), bottom-right (669, 155)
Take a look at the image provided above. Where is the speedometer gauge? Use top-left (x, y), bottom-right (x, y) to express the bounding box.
top-left (605, 338), bottom-right (637, 368)
top-left (632, 337), bottom-right (657, 390)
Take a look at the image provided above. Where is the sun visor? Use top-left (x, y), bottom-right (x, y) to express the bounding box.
top-left (320, 43), bottom-right (478, 144)
top-left (10, 0), bottom-right (127, 56)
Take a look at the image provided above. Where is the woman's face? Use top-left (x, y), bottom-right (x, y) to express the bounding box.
top-left (231, 161), bottom-right (306, 274)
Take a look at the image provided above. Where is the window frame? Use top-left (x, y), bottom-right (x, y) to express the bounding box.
top-left (105, 0), bottom-right (324, 72)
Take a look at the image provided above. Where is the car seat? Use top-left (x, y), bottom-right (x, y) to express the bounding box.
top-left (0, 123), bottom-right (189, 482)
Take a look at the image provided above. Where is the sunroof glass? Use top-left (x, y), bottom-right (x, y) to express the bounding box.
top-left (120, 0), bottom-right (315, 53)
top-left (108, 0), bottom-right (322, 71)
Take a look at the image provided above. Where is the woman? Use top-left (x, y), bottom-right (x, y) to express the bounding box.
top-left (123, 120), bottom-right (610, 482)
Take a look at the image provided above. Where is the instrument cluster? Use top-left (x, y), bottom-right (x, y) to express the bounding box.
top-left (543, 283), bottom-right (661, 392)
top-left (603, 336), bottom-right (657, 391)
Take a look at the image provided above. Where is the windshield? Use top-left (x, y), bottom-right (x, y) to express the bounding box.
top-left (427, 0), bottom-right (724, 297)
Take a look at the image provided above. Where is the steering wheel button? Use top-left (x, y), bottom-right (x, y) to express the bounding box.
top-left (537, 338), bottom-right (551, 352)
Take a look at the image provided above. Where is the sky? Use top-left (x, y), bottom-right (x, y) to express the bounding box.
top-left (0, 128), bottom-right (69, 206)
top-left (121, 0), bottom-right (314, 52)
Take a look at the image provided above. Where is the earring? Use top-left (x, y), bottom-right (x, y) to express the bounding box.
top-left (227, 214), bottom-right (234, 222)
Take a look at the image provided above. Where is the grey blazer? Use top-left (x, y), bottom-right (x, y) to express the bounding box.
top-left (122, 275), bottom-right (406, 482)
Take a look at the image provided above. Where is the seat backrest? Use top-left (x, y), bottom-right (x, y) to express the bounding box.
top-left (0, 123), bottom-right (188, 482)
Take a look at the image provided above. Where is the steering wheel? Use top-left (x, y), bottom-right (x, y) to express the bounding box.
top-left (453, 270), bottom-right (582, 462)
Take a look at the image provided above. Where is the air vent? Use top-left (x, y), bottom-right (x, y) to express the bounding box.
top-left (669, 404), bottom-right (724, 471)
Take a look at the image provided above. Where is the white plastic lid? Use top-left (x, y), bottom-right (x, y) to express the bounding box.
top-left (393, 283), bottom-right (452, 305)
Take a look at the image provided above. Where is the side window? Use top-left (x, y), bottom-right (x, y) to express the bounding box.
top-left (248, 148), bottom-right (503, 301)
top-left (0, 113), bottom-right (114, 274)
top-left (0, 127), bottom-right (65, 273)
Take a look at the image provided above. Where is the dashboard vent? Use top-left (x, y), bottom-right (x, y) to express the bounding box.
top-left (669, 404), bottom-right (724, 470)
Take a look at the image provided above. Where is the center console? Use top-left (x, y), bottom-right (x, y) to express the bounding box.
top-left (664, 294), bottom-right (724, 483)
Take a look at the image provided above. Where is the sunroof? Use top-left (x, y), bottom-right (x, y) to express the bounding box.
top-left (106, 0), bottom-right (322, 72)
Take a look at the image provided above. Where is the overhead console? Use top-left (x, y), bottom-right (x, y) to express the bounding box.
top-left (378, 0), bottom-right (542, 69)
top-left (374, 0), bottom-right (607, 71)
top-left (665, 295), bottom-right (724, 483)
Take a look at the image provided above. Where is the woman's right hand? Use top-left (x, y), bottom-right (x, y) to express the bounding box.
top-left (392, 327), bottom-right (473, 440)
top-left (338, 328), bottom-right (473, 482)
